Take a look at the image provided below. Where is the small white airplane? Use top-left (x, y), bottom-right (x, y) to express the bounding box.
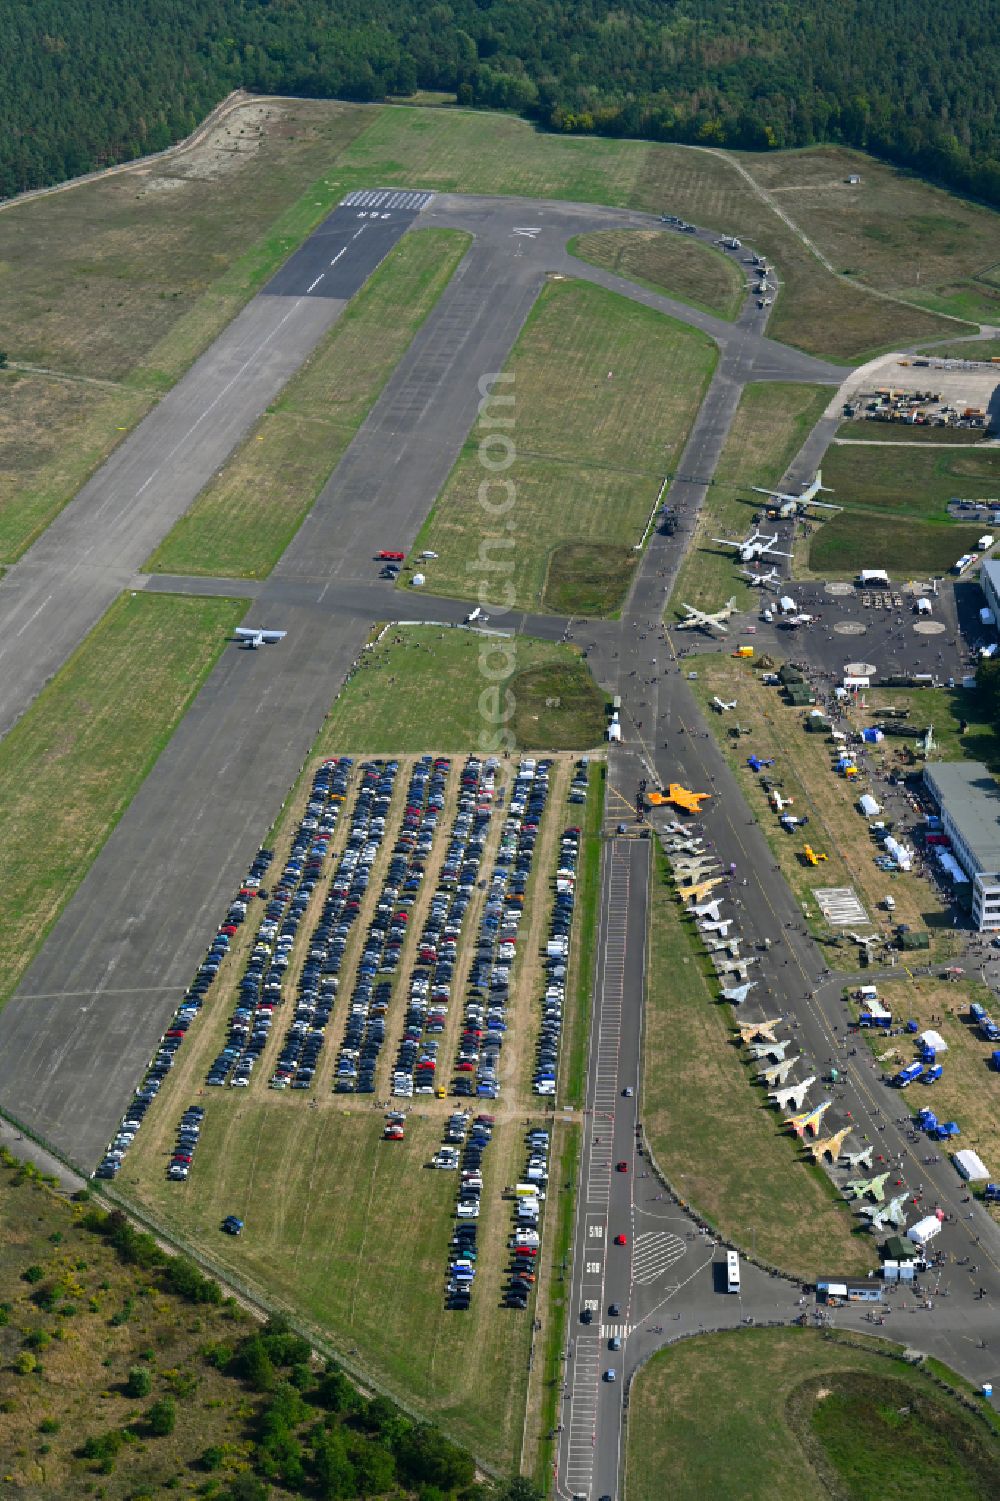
top-left (711, 696), bottom-right (738, 713)
top-left (740, 566), bottom-right (781, 589)
top-left (697, 918), bottom-right (733, 936)
top-left (691, 899), bottom-right (723, 921)
top-left (712, 530), bottom-right (793, 564)
top-left (675, 597), bottom-right (739, 634)
top-left (769, 789), bottom-right (793, 812)
top-left (847, 931), bottom-right (880, 950)
top-left (752, 470), bottom-right (841, 519)
top-left (720, 980), bottom-right (756, 1005)
top-left (234, 627), bottom-right (287, 649)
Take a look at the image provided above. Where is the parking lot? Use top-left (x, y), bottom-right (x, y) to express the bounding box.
top-left (115, 747), bottom-right (599, 1343)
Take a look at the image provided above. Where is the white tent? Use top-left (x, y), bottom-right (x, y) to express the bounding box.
top-left (954, 1148), bottom-right (990, 1181)
top-left (920, 1029), bottom-right (948, 1055)
top-left (906, 1215), bottom-right (942, 1246)
top-left (935, 849), bottom-right (969, 883)
top-left (858, 793), bottom-right (881, 818)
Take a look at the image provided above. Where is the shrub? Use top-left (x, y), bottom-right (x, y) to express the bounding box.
top-left (80, 1430), bottom-right (124, 1464)
top-left (23, 1329), bottom-right (51, 1350)
top-left (146, 1397), bottom-right (176, 1436)
top-left (21, 1266), bottom-right (45, 1285)
top-left (39, 1418), bottom-right (60, 1434)
top-left (125, 1367), bottom-right (152, 1399)
top-left (14, 1352), bottom-right (37, 1376)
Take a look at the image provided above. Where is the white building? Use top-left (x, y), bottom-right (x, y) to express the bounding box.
top-left (980, 559), bottom-right (1000, 624)
top-left (924, 761), bottom-right (1000, 930)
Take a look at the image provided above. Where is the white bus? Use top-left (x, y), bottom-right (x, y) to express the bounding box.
top-left (726, 1250), bottom-right (741, 1294)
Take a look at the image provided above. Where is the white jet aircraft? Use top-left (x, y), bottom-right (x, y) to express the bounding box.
top-left (711, 696), bottom-right (738, 713)
top-left (720, 980), bottom-right (756, 1005)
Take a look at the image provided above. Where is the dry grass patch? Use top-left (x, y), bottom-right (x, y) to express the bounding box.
top-left (0, 371), bottom-right (150, 559)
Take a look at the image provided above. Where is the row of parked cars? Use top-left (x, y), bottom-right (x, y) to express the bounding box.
top-left (567, 757), bottom-right (590, 806)
top-left (95, 844), bottom-right (274, 1178)
top-left (166, 1105), bottom-right (206, 1181)
top-left (202, 758), bottom-right (353, 1090)
top-left (392, 758), bottom-right (497, 1099)
top-left (504, 1126), bottom-right (550, 1309)
top-left (271, 758), bottom-right (398, 1089)
top-left (534, 816), bottom-right (585, 1097)
top-left (334, 757), bottom-right (446, 1094)
top-left (445, 1112), bottom-right (495, 1310)
top-left (453, 759), bottom-right (552, 1102)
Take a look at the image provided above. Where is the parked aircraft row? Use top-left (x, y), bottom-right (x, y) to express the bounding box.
top-left (658, 817), bottom-right (910, 1233)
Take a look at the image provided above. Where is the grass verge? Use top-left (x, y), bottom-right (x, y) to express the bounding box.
top-left (568, 228), bottom-right (744, 320)
top-left (626, 1326), bottom-right (1000, 1501)
top-left (145, 229), bottom-right (470, 578)
top-left (0, 592), bottom-right (246, 1009)
top-left (644, 845), bottom-right (875, 1279)
top-left (821, 443), bottom-right (1000, 522)
top-left (670, 382), bottom-right (831, 615)
top-left (315, 626), bottom-right (607, 754)
top-left (560, 765), bottom-right (606, 1108)
top-left (411, 278), bottom-right (716, 613)
top-left (530, 1123), bottom-right (580, 1490)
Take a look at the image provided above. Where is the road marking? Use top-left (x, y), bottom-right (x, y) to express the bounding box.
top-left (306, 273), bottom-right (325, 293)
top-left (632, 1231), bottom-right (687, 1285)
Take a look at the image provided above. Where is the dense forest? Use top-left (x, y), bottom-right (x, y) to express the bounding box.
top-left (4, 0), bottom-right (1000, 207)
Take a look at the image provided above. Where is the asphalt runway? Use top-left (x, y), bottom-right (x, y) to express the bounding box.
top-left (263, 190), bottom-right (433, 299)
top-left (0, 204), bottom-right (554, 1168)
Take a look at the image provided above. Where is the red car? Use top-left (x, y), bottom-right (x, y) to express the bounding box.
top-left (616, 1161), bottom-right (628, 1173)
top-left (376, 550), bottom-right (405, 562)
top-left (614, 1233), bottom-right (628, 1246)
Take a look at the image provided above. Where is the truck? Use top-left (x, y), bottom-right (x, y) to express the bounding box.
top-left (920, 1065), bottom-right (944, 1085)
top-left (893, 1061), bottom-right (924, 1088)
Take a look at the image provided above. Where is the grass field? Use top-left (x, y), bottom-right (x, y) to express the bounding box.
top-left (740, 144), bottom-right (1000, 327)
top-left (670, 382), bottom-right (831, 614)
top-left (805, 439), bottom-right (1000, 576)
top-left (568, 228), bottom-right (745, 320)
top-left (688, 656), bottom-right (955, 955)
top-left (146, 229), bottom-right (470, 578)
top-left (331, 110), bottom-right (969, 360)
top-left (0, 592), bottom-right (246, 1009)
top-left (0, 371), bottom-right (150, 560)
top-left (315, 626), bottom-right (606, 753)
top-left (626, 1326), bottom-right (1000, 1501)
top-left (918, 338), bottom-right (1000, 361)
top-left (808, 516), bottom-right (986, 577)
top-left (123, 1105), bottom-right (533, 1467)
top-left (835, 423), bottom-right (993, 445)
top-left (412, 278), bottom-right (716, 614)
top-left (853, 682), bottom-right (1000, 772)
top-left (821, 443), bottom-right (1000, 521)
top-left (644, 848), bottom-right (874, 1279)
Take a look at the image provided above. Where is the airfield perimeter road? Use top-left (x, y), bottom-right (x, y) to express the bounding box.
top-left (0, 190), bottom-right (843, 1174)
